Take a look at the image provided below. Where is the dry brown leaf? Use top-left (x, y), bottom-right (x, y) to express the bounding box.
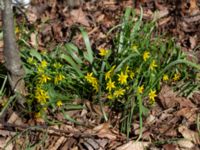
top-left (70, 8), bottom-right (90, 26)
top-left (177, 139), bottom-right (195, 149)
top-left (0, 137), bottom-right (13, 150)
top-left (176, 97), bottom-right (196, 108)
top-left (48, 136), bottom-right (66, 150)
top-left (176, 107), bottom-right (197, 123)
top-left (189, 0), bottom-right (199, 15)
top-left (189, 36), bottom-right (197, 49)
top-left (162, 144), bottom-right (177, 150)
top-left (8, 112), bottom-right (23, 125)
top-left (116, 141), bottom-right (150, 150)
top-left (0, 130), bottom-right (16, 137)
top-left (158, 85), bottom-right (178, 109)
top-left (0, 40), bottom-right (3, 47)
top-left (178, 125), bottom-right (200, 144)
top-left (153, 9), bottom-right (169, 20)
top-left (96, 14), bottom-right (105, 22)
top-left (158, 17), bottom-right (171, 26)
top-left (26, 7), bottom-right (38, 23)
top-left (192, 92), bottom-right (200, 105)
top-left (81, 138), bottom-right (108, 150)
top-left (30, 33), bottom-right (37, 48)
top-left (93, 123), bottom-right (117, 140)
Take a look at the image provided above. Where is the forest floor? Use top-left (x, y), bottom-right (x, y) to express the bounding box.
top-left (0, 0), bottom-right (200, 149)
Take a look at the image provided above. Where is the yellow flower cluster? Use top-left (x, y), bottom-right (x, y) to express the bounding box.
top-left (54, 73), bottom-right (65, 84)
top-left (37, 60), bottom-right (48, 73)
top-left (104, 66), bottom-right (136, 100)
top-left (85, 72), bottom-right (99, 92)
top-left (173, 72), bottom-right (181, 81)
top-left (41, 60), bottom-right (48, 68)
top-left (35, 87), bottom-right (49, 105)
top-left (53, 62), bottom-right (63, 69)
top-left (38, 74), bottom-right (51, 84)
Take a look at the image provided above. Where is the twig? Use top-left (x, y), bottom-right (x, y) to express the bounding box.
top-left (0, 122), bottom-right (97, 138)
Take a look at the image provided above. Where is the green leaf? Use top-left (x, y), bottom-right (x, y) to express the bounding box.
top-left (30, 49), bottom-right (42, 61)
top-left (79, 27), bottom-right (93, 64)
top-left (114, 53), bottom-right (139, 73)
top-left (130, 6), bottom-right (143, 38)
top-left (65, 43), bottom-right (83, 65)
top-left (60, 54), bottom-right (83, 77)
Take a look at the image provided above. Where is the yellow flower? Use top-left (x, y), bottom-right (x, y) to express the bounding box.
top-left (35, 112), bottom-right (41, 118)
top-left (53, 62), bottom-right (62, 69)
top-left (118, 72), bottom-right (128, 85)
top-left (54, 73), bottom-right (65, 84)
top-left (125, 66), bottom-right (130, 73)
top-left (113, 88), bottom-right (125, 98)
top-left (99, 48), bottom-right (109, 57)
top-left (105, 71), bottom-right (111, 81)
top-left (138, 85), bottom-right (144, 94)
top-left (173, 72), bottom-right (181, 81)
top-left (41, 60), bottom-right (48, 68)
top-left (35, 87), bottom-right (49, 105)
top-left (148, 89), bottom-right (157, 103)
top-left (85, 72), bottom-right (99, 92)
top-left (163, 74), bottom-right (169, 81)
top-left (105, 65), bottom-right (115, 80)
top-left (150, 60), bottom-right (157, 71)
top-left (107, 94), bottom-right (114, 100)
top-left (132, 45), bottom-right (138, 52)
top-left (106, 80), bottom-right (115, 91)
top-left (41, 50), bottom-right (47, 55)
top-left (129, 71), bottom-right (135, 79)
top-left (91, 78), bottom-right (99, 92)
top-left (85, 72), bottom-right (94, 83)
top-left (27, 57), bottom-right (34, 64)
top-left (143, 51), bottom-right (150, 61)
top-left (56, 100), bottom-right (63, 107)
top-left (15, 27), bottom-right (20, 34)
top-left (38, 74), bottom-right (51, 84)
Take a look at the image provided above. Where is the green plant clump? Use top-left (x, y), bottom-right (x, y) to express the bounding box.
top-left (21, 8), bottom-right (200, 138)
